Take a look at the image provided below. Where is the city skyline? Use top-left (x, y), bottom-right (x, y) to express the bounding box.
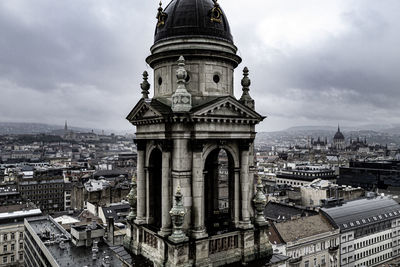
top-left (0, 0), bottom-right (399, 131)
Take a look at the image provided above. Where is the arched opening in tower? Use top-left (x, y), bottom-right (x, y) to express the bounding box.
top-left (204, 148), bottom-right (234, 234)
top-left (148, 148), bottom-right (162, 229)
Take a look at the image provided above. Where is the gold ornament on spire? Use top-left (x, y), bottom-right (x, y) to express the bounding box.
top-left (210, 0), bottom-right (222, 23)
top-left (156, 1), bottom-right (168, 27)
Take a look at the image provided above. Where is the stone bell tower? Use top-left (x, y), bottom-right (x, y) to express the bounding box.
top-left (124, 0), bottom-right (271, 266)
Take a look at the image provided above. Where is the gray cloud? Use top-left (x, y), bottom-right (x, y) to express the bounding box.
top-left (0, 0), bottom-right (399, 132)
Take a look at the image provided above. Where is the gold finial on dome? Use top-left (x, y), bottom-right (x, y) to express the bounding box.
top-left (156, 1), bottom-right (167, 27)
top-left (210, 0), bottom-right (222, 23)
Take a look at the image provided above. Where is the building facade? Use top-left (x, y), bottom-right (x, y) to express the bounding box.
top-left (339, 160), bottom-right (400, 193)
top-left (276, 168), bottom-right (337, 187)
top-left (0, 204), bottom-right (41, 267)
top-left (300, 179), bottom-right (364, 208)
top-left (18, 169), bottom-right (65, 213)
top-left (268, 214), bottom-right (340, 267)
top-left (322, 197), bottom-right (400, 267)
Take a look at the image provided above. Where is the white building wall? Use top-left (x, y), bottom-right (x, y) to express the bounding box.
top-left (0, 224), bottom-right (24, 266)
top-left (340, 218), bottom-right (400, 267)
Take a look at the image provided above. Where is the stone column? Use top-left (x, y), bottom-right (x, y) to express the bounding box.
top-left (239, 146), bottom-right (252, 228)
top-left (134, 142), bottom-right (146, 225)
top-left (234, 168), bottom-right (240, 226)
top-left (159, 148), bottom-right (172, 236)
top-left (145, 167), bottom-right (152, 224)
top-left (172, 138), bottom-right (192, 229)
top-left (191, 142), bottom-right (207, 239)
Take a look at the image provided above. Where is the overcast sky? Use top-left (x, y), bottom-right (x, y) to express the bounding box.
top-left (0, 0), bottom-right (399, 132)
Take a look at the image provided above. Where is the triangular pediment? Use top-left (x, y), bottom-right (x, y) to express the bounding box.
top-left (126, 99), bottom-right (165, 123)
top-left (191, 96), bottom-right (265, 121)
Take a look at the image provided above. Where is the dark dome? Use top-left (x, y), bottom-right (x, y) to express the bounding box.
top-left (154, 0), bottom-right (233, 44)
top-left (334, 131), bottom-right (345, 140)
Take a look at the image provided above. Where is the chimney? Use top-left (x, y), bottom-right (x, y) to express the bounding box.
top-left (107, 216), bottom-right (114, 245)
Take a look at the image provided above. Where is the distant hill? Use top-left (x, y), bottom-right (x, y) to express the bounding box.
top-left (0, 122), bottom-right (103, 135)
top-left (257, 124), bottom-right (400, 146)
top-left (284, 126), bottom-right (337, 132)
top-left (284, 124), bottom-right (400, 133)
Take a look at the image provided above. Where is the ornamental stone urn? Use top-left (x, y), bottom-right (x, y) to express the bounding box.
top-left (169, 185), bottom-right (188, 243)
top-left (253, 177), bottom-right (268, 226)
top-left (171, 56), bottom-right (192, 113)
top-left (126, 175), bottom-right (137, 222)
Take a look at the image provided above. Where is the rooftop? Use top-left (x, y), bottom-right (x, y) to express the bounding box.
top-left (26, 216), bottom-right (124, 267)
top-left (322, 197), bottom-right (400, 231)
top-left (0, 204), bottom-right (41, 223)
top-left (264, 201), bottom-right (317, 222)
top-left (101, 203), bottom-right (130, 222)
top-left (272, 214), bottom-right (336, 243)
top-left (84, 179), bottom-right (110, 192)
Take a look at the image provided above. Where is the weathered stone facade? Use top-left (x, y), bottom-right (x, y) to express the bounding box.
top-left (124, 0), bottom-right (273, 266)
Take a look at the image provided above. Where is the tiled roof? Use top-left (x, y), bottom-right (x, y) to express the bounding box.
top-left (273, 214), bottom-right (336, 243)
top-left (264, 201), bottom-right (317, 222)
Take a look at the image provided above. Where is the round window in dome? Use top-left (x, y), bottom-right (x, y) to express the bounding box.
top-left (213, 74), bottom-right (220, 84)
top-left (158, 77), bottom-right (163, 86)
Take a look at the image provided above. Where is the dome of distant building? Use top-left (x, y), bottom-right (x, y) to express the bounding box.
top-left (333, 125), bottom-right (345, 151)
top-left (334, 127), bottom-right (345, 140)
top-left (154, 0), bottom-right (233, 44)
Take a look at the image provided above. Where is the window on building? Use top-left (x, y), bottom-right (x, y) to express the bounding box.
top-left (11, 244), bottom-right (14, 251)
top-left (304, 260), bottom-right (309, 267)
top-left (2, 256), bottom-right (7, 264)
top-left (11, 233), bottom-right (15, 240)
top-left (19, 242), bottom-right (23, 249)
top-left (3, 234), bottom-right (7, 241)
top-left (3, 245), bottom-right (7, 252)
top-left (19, 252), bottom-right (23, 260)
top-left (10, 255), bottom-right (14, 262)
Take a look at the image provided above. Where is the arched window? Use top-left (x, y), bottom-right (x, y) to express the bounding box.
top-left (204, 149), bottom-right (234, 234)
top-left (148, 148), bottom-right (162, 229)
